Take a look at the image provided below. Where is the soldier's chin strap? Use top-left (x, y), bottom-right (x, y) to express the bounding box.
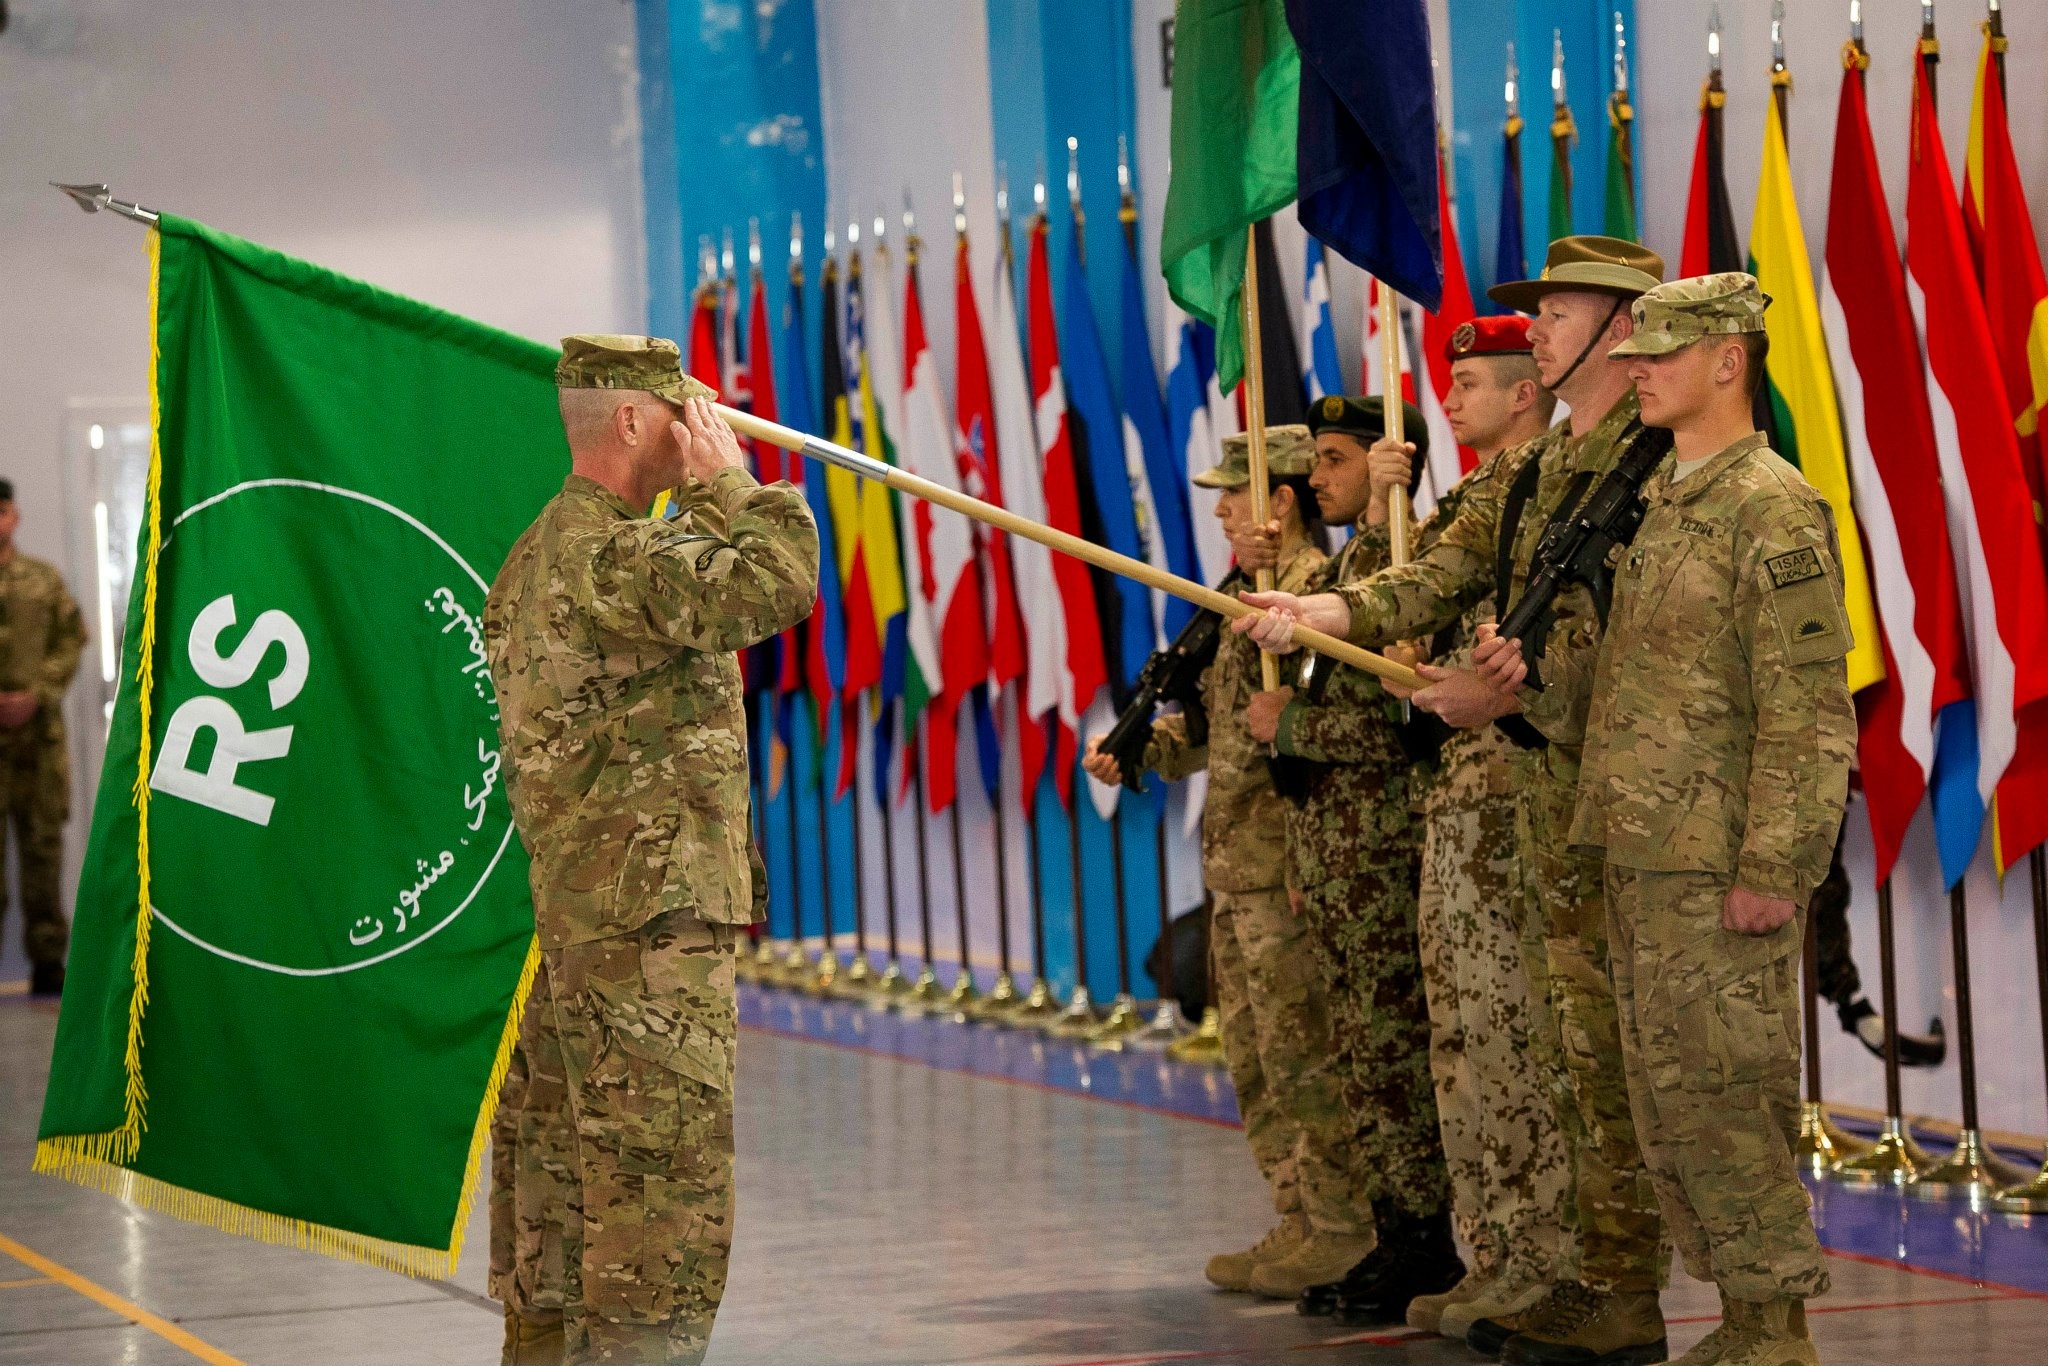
top-left (1546, 296), bottom-right (1627, 394)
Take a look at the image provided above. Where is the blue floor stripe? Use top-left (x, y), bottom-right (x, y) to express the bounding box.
top-left (742, 980), bottom-right (2048, 1296)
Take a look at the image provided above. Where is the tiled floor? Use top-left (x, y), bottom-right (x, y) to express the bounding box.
top-left (2, 980), bottom-right (2046, 1364)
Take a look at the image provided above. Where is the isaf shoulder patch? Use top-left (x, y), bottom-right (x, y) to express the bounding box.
top-left (1765, 547), bottom-right (1823, 588)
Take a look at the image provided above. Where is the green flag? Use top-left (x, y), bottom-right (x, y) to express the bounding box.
top-left (36, 215), bottom-right (558, 1274)
top-left (1549, 101), bottom-right (1577, 241)
top-left (1161, 0), bottom-right (1299, 391)
top-left (1604, 90), bottom-right (1639, 240)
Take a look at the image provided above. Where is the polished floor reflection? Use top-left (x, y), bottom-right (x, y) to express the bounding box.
top-left (2, 983), bottom-right (2046, 1363)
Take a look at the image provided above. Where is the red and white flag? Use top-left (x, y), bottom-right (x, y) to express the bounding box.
top-left (1905, 54), bottom-right (2048, 883)
top-left (746, 268), bottom-right (802, 696)
top-left (1025, 216), bottom-right (1108, 810)
top-left (956, 236), bottom-right (1028, 708)
top-left (1821, 52), bottom-right (1969, 884)
top-left (902, 255), bottom-right (986, 813)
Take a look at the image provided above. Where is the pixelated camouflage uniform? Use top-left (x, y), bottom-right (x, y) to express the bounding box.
top-left (1330, 394), bottom-right (1666, 1296)
top-left (0, 554), bottom-right (84, 966)
top-left (1143, 541), bottom-right (1370, 1241)
top-left (1271, 521), bottom-right (1446, 1227)
top-left (1388, 459), bottom-right (1573, 1287)
top-left (485, 466), bottom-right (818, 1365)
top-left (1572, 430), bottom-right (1852, 1303)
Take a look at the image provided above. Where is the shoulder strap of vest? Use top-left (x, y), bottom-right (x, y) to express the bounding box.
top-left (1496, 449), bottom-right (1545, 614)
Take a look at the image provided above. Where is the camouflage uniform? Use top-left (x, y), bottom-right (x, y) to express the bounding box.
top-left (1273, 520), bottom-right (1445, 1226)
top-left (485, 334), bottom-right (819, 1366)
top-left (1573, 320), bottom-right (1851, 1302)
top-left (0, 553), bottom-right (85, 966)
top-left (1145, 541), bottom-right (1370, 1240)
top-left (1330, 395), bottom-right (1666, 1298)
top-left (491, 958), bottom-right (576, 1321)
top-left (1393, 461), bottom-right (1572, 1287)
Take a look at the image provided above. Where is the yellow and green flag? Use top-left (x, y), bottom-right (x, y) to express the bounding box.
top-left (1748, 96), bottom-right (1883, 693)
top-left (37, 216), bottom-right (548, 1273)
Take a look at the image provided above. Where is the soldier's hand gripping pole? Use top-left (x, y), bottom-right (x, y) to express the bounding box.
top-left (716, 405), bottom-right (1424, 692)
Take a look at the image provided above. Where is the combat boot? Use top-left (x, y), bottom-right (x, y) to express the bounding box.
top-left (1709, 1297), bottom-right (1816, 1366)
top-left (1668, 1290), bottom-right (1756, 1365)
top-left (1321, 1204), bottom-right (1464, 1325)
top-left (1440, 1268), bottom-right (1554, 1341)
top-left (1469, 1281), bottom-right (1594, 1357)
top-left (1500, 1286), bottom-right (1667, 1365)
top-left (1406, 1268), bottom-right (1492, 1334)
top-left (501, 1307), bottom-right (564, 1366)
top-left (1246, 1228), bottom-right (1377, 1299)
top-left (1204, 1214), bottom-right (1307, 1292)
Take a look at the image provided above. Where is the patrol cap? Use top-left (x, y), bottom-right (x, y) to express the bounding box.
top-left (1607, 273), bottom-right (1772, 358)
top-left (1445, 315), bottom-right (1533, 361)
top-left (1194, 424), bottom-right (1316, 488)
top-left (555, 334), bottom-right (716, 405)
top-left (1487, 235), bottom-right (1665, 314)
top-left (1305, 395), bottom-right (1430, 462)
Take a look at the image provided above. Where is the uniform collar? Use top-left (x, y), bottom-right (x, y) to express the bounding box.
top-left (563, 472), bottom-right (645, 521)
top-left (1560, 390), bottom-right (1642, 469)
top-left (1651, 431), bottom-right (1771, 507)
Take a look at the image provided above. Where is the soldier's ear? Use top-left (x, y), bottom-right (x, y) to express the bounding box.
top-left (613, 399), bottom-right (643, 447)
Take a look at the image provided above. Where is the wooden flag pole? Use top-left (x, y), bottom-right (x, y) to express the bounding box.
top-left (1240, 225), bottom-right (1282, 691)
top-left (715, 405), bottom-right (1424, 692)
top-left (1378, 284), bottom-right (1413, 563)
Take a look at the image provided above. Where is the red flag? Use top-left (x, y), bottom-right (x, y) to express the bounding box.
top-left (957, 238), bottom-right (1027, 699)
top-left (1680, 81), bottom-right (1742, 277)
top-left (1418, 149), bottom-right (1478, 478)
top-left (688, 282), bottom-right (722, 393)
top-left (745, 270), bottom-right (802, 697)
top-left (1822, 50), bottom-right (1969, 884)
top-left (1025, 217), bottom-right (1106, 810)
top-left (1906, 53), bottom-right (2048, 879)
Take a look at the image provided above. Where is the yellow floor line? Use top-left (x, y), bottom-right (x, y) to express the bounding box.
top-left (0, 1231), bottom-right (246, 1365)
top-left (0, 1276), bottom-right (55, 1288)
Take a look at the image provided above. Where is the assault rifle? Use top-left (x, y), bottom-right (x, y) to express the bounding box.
top-left (1495, 422), bottom-right (1674, 689)
top-left (1098, 571), bottom-right (1244, 792)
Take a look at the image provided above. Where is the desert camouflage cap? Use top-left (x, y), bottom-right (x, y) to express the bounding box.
top-left (1608, 273), bottom-right (1772, 358)
top-left (555, 334), bottom-right (716, 404)
top-left (1196, 424), bottom-right (1316, 488)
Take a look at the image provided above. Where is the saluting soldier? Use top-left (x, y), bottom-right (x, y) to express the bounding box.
top-left (1234, 238), bottom-right (1673, 1366)
top-left (1082, 429), bottom-right (1373, 1301)
top-left (1486, 275), bottom-right (1851, 1366)
top-left (1239, 397), bottom-right (1460, 1323)
top-left (484, 335), bottom-right (819, 1366)
top-left (0, 481), bottom-right (86, 998)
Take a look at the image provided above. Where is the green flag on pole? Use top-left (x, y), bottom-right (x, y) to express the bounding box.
top-left (1160, 0), bottom-right (1299, 392)
top-left (36, 214), bottom-right (557, 1274)
top-left (1604, 91), bottom-right (1638, 240)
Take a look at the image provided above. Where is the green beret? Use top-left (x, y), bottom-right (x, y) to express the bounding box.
top-left (556, 334), bottom-right (716, 404)
top-left (1196, 424), bottom-right (1316, 488)
top-left (1305, 395), bottom-right (1430, 460)
top-left (1608, 273), bottom-right (1773, 358)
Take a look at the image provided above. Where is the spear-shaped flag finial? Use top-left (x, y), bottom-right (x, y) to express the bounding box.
top-left (52, 181), bottom-right (159, 224)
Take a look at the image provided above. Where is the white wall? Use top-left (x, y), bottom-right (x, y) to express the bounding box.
top-left (0, 0), bottom-right (644, 980)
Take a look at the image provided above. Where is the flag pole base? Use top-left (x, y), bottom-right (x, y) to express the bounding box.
top-left (964, 972), bottom-right (1022, 1022)
top-left (1830, 1117), bottom-right (1931, 1187)
top-left (1130, 1000), bottom-right (1192, 1047)
top-left (1164, 1006), bottom-right (1227, 1066)
top-left (860, 960), bottom-right (911, 1008)
top-left (1994, 1155), bottom-right (2048, 1213)
top-left (943, 970), bottom-right (981, 1021)
top-left (1909, 1128), bottom-right (2033, 1202)
top-left (1083, 993), bottom-right (1148, 1050)
top-left (740, 937), bottom-right (781, 984)
top-left (771, 944), bottom-right (810, 989)
top-left (1002, 977), bottom-right (1064, 1029)
top-left (1045, 985), bottom-right (1103, 1039)
top-left (805, 951), bottom-right (842, 998)
top-left (1795, 1101), bottom-right (1872, 1177)
top-left (899, 966), bottom-right (945, 1015)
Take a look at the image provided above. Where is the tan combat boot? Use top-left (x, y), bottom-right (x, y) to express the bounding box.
top-left (1465, 1279), bottom-right (1591, 1356)
top-left (502, 1306), bottom-right (565, 1366)
top-left (1246, 1228), bottom-right (1378, 1298)
top-left (1668, 1290), bottom-right (1758, 1365)
top-left (1441, 1268), bottom-right (1556, 1341)
top-left (1407, 1268), bottom-right (1494, 1334)
top-left (1712, 1297), bottom-right (1817, 1366)
top-left (1499, 1286), bottom-right (1668, 1365)
top-left (1204, 1214), bottom-right (1307, 1292)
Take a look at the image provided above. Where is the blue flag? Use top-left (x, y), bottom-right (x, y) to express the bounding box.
top-left (1286, 0), bottom-right (1442, 310)
top-left (1121, 231), bottom-right (1201, 640)
top-left (1301, 237), bottom-right (1344, 400)
top-left (1496, 119), bottom-right (1528, 309)
top-left (1061, 219), bottom-right (1154, 696)
top-left (786, 267), bottom-right (845, 763)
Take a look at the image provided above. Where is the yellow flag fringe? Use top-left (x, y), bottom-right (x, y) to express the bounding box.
top-left (34, 225), bottom-right (546, 1281)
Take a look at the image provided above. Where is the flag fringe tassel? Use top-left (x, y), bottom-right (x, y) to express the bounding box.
top-left (34, 223), bottom-right (547, 1284)
top-left (32, 937), bottom-right (541, 1281)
